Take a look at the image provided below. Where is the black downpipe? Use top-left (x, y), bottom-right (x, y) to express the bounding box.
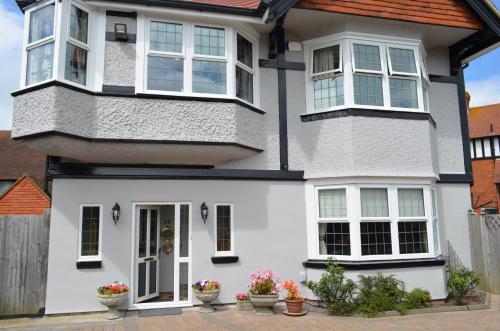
top-left (455, 66), bottom-right (473, 184)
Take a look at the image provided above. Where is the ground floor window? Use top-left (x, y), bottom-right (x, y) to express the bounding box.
top-left (313, 184), bottom-right (438, 260)
top-left (78, 204), bottom-right (102, 261)
top-left (214, 203), bottom-right (234, 256)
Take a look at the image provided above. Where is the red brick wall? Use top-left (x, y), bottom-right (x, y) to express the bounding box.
top-left (0, 177), bottom-right (50, 215)
top-left (471, 159), bottom-right (500, 212)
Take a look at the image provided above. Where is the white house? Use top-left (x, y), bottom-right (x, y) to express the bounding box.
top-left (10, 0), bottom-right (500, 314)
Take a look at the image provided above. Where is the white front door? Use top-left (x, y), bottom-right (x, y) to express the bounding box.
top-left (135, 207), bottom-right (160, 303)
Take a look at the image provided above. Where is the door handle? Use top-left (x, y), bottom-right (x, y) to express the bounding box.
top-left (144, 257), bottom-right (154, 262)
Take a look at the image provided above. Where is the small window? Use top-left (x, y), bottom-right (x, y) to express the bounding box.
top-left (79, 205), bottom-right (102, 260)
top-left (494, 137), bottom-right (500, 156)
top-left (319, 189), bottom-right (347, 218)
top-left (215, 204), bottom-right (233, 255)
top-left (387, 47), bottom-right (418, 109)
top-left (26, 4), bottom-right (55, 85)
top-left (317, 188), bottom-right (350, 256)
top-left (470, 141), bottom-right (475, 159)
top-left (483, 138), bottom-right (492, 157)
top-left (352, 44), bottom-right (382, 72)
top-left (236, 34), bottom-right (254, 104)
top-left (194, 26), bottom-right (225, 56)
top-left (397, 189), bottom-right (428, 254)
top-left (312, 45), bottom-right (344, 110)
top-left (150, 21), bottom-right (183, 53)
top-left (193, 26), bottom-right (226, 94)
top-left (475, 139), bottom-right (483, 158)
top-left (388, 47), bottom-right (417, 75)
top-left (64, 5), bottom-right (89, 85)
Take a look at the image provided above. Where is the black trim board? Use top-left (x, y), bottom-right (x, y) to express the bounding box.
top-left (105, 32), bottom-right (137, 43)
top-left (11, 80), bottom-right (265, 115)
top-left (102, 85), bottom-right (136, 95)
top-left (47, 159), bottom-right (305, 181)
top-left (106, 10), bottom-right (137, 18)
top-left (456, 68), bottom-right (474, 182)
top-left (16, 130), bottom-right (264, 153)
top-left (259, 59), bottom-right (306, 71)
top-left (303, 257), bottom-right (446, 270)
top-left (438, 173), bottom-right (473, 184)
top-left (429, 75), bottom-right (458, 84)
top-left (301, 108), bottom-right (437, 128)
top-left (76, 261), bottom-right (102, 269)
top-left (211, 256), bottom-right (239, 264)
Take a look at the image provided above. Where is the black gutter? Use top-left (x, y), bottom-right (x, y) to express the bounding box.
top-left (267, 0), bottom-right (299, 22)
top-left (464, 0), bottom-right (500, 35)
top-left (449, 29), bottom-right (499, 75)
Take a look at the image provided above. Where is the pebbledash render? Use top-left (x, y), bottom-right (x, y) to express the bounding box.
top-left (10, 0), bottom-right (500, 314)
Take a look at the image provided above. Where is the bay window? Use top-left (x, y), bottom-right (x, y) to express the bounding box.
top-left (142, 19), bottom-right (258, 105)
top-left (305, 33), bottom-right (428, 113)
top-left (313, 184), bottom-right (439, 260)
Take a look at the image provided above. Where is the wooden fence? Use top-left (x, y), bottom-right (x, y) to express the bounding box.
top-left (0, 210), bottom-right (50, 316)
top-left (469, 213), bottom-right (500, 294)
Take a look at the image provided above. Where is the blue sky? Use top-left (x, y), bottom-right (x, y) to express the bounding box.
top-left (0, 0), bottom-right (499, 129)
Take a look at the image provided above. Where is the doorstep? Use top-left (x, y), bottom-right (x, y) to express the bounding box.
top-left (0, 311), bottom-right (121, 329)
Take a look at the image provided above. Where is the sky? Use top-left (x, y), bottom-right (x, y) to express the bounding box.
top-left (0, 0), bottom-right (499, 130)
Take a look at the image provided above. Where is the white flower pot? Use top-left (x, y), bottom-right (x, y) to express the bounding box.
top-left (194, 289), bottom-right (220, 313)
top-left (97, 292), bottom-right (128, 319)
top-left (249, 293), bottom-right (279, 314)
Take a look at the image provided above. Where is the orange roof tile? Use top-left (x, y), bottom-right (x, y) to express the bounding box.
top-left (468, 103), bottom-right (500, 138)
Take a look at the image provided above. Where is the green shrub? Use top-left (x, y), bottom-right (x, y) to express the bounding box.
top-left (400, 288), bottom-right (431, 311)
top-left (303, 258), bottom-right (358, 315)
top-left (448, 267), bottom-right (480, 305)
top-left (356, 273), bottom-right (407, 317)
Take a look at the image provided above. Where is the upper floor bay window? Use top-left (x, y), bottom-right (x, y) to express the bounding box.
top-left (22, 0), bottom-right (93, 89)
top-left (312, 184), bottom-right (440, 261)
top-left (142, 19), bottom-right (259, 106)
top-left (305, 34), bottom-right (429, 113)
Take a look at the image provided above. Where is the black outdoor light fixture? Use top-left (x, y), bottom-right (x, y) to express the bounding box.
top-left (114, 23), bottom-right (128, 41)
top-left (112, 202), bottom-right (121, 225)
top-left (200, 202), bottom-right (209, 223)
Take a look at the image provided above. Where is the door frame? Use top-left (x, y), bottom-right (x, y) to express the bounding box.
top-left (129, 202), bottom-right (193, 310)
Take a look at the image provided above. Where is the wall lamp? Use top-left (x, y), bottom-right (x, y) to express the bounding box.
top-left (200, 202), bottom-right (209, 223)
top-left (112, 202), bottom-right (121, 225)
top-left (114, 23), bottom-right (128, 41)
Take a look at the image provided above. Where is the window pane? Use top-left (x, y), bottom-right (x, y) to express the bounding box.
top-left (147, 56), bottom-right (183, 91)
top-left (29, 4), bottom-right (54, 43)
top-left (360, 222), bottom-right (392, 255)
top-left (237, 34), bottom-right (252, 68)
top-left (194, 26), bottom-right (225, 56)
top-left (318, 223), bottom-right (350, 255)
top-left (361, 188), bottom-right (389, 218)
top-left (26, 42), bottom-right (54, 85)
top-left (389, 47), bottom-right (417, 73)
top-left (139, 209), bottom-right (147, 258)
top-left (314, 76), bottom-right (344, 110)
top-left (179, 262), bottom-right (188, 301)
top-left (353, 44), bottom-right (381, 71)
top-left (398, 221), bottom-right (428, 254)
top-left (149, 260), bottom-right (157, 294)
top-left (216, 205), bottom-right (231, 252)
top-left (150, 209), bottom-right (157, 256)
top-left (475, 139), bottom-right (483, 158)
top-left (390, 78), bottom-right (418, 108)
top-left (470, 141), bottom-right (475, 159)
top-left (433, 219), bottom-right (439, 253)
top-left (313, 45), bottom-right (340, 74)
top-left (65, 43), bottom-right (87, 85)
top-left (494, 137), bottom-right (500, 156)
top-left (70, 5), bottom-right (88, 44)
top-left (318, 189), bottom-right (347, 218)
top-left (353, 75), bottom-right (383, 106)
top-left (138, 262), bottom-right (146, 297)
top-left (150, 21), bottom-right (183, 53)
top-left (236, 66), bottom-right (253, 103)
top-left (192, 60), bottom-right (226, 94)
top-left (81, 206), bottom-right (100, 256)
top-left (179, 204), bottom-right (189, 258)
top-left (483, 138), bottom-right (492, 157)
top-left (398, 188), bottom-right (425, 217)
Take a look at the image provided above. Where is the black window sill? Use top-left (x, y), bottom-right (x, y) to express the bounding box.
top-left (211, 256), bottom-right (239, 264)
top-left (300, 108), bottom-right (437, 128)
top-left (76, 260), bottom-right (102, 269)
top-left (303, 256), bottom-right (446, 270)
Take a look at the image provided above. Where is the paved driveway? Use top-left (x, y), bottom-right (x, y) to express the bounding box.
top-left (2, 296), bottom-right (500, 331)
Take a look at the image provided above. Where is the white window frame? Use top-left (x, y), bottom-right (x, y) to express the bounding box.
top-left (21, 0), bottom-right (58, 88)
top-left (311, 42), bottom-right (343, 77)
top-left (214, 203), bottom-right (235, 257)
top-left (77, 204), bottom-right (103, 262)
top-left (138, 16), bottom-right (260, 106)
top-left (315, 186), bottom-right (351, 258)
top-left (304, 32), bottom-right (428, 115)
top-left (234, 30), bottom-right (259, 106)
top-left (307, 181), bottom-right (439, 261)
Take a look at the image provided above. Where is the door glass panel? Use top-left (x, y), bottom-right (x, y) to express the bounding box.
top-left (149, 260), bottom-right (157, 294)
top-left (180, 205), bottom-right (189, 257)
top-left (150, 209), bottom-right (158, 256)
top-left (138, 262), bottom-right (146, 298)
top-left (179, 262), bottom-right (188, 301)
top-left (139, 209), bottom-right (147, 258)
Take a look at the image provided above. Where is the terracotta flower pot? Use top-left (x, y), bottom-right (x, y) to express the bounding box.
top-left (285, 298), bottom-right (304, 314)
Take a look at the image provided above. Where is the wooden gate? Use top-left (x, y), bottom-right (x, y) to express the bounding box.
top-left (0, 209), bottom-right (50, 316)
top-left (469, 214), bottom-right (500, 294)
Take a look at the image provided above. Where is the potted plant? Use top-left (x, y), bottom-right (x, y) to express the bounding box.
top-left (248, 270), bottom-right (281, 314)
top-left (192, 280), bottom-right (221, 313)
top-left (282, 280), bottom-right (306, 316)
top-left (236, 292), bottom-right (253, 311)
top-left (96, 281), bottom-right (130, 320)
